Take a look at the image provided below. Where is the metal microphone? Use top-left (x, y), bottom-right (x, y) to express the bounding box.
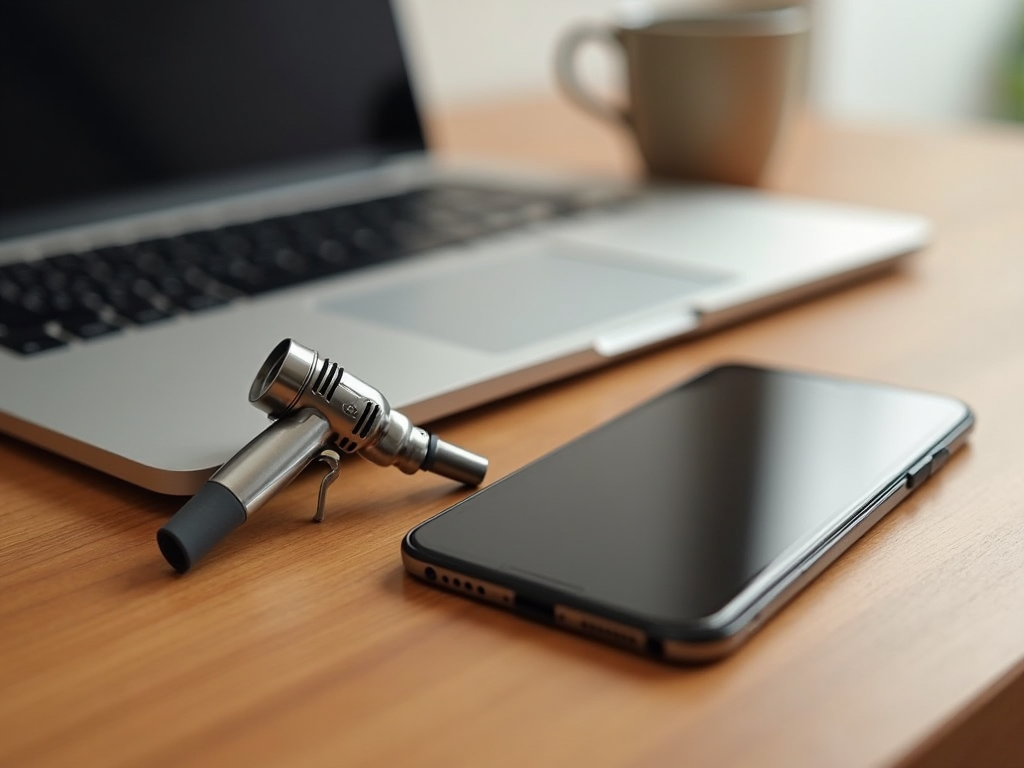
top-left (157, 338), bottom-right (488, 573)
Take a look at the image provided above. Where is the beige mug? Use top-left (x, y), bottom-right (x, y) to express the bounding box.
top-left (555, 5), bottom-right (809, 185)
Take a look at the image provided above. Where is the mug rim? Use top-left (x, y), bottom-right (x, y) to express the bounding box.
top-left (615, 4), bottom-right (809, 38)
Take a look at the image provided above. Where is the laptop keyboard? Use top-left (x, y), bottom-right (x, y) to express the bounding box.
top-left (0, 182), bottom-right (601, 356)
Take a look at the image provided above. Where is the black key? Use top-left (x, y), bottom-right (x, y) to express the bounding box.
top-left (100, 289), bottom-right (171, 325)
top-left (124, 306), bottom-right (172, 325)
top-left (286, 213), bottom-right (329, 239)
top-left (0, 261), bottom-right (40, 290)
top-left (124, 241), bottom-right (173, 275)
top-left (202, 231), bottom-right (252, 259)
top-left (0, 297), bottom-right (44, 333)
top-left (163, 237), bottom-right (210, 266)
top-left (71, 320), bottom-right (121, 339)
top-left (348, 227), bottom-right (392, 256)
top-left (0, 328), bottom-right (67, 356)
top-left (202, 260), bottom-right (264, 294)
top-left (151, 274), bottom-right (205, 305)
top-left (179, 294), bottom-right (229, 312)
top-left (52, 308), bottom-right (120, 340)
top-left (313, 239), bottom-right (352, 268)
top-left (390, 224), bottom-right (455, 253)
top-left (249, 222), bottom-right (290, 250)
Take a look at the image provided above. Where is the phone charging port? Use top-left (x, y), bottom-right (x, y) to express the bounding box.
top-left (514, 594), bottom-right (555, 621)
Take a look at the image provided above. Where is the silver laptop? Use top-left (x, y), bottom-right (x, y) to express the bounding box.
top-left (0, 1), bottom-right (928, 495)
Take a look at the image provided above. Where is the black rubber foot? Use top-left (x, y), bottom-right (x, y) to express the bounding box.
top-left (157, 482), bottom-right (247, 573)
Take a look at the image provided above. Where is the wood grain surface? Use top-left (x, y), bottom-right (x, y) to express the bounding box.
top-left (2, 97), bottom-right (1023, 768)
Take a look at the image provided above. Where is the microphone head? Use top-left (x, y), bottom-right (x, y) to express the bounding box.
top-left (249, 338), bottom-right (319, 418)
top-left (248, 339), bottom-right (389, 451)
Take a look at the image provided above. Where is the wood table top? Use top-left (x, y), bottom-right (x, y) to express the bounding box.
top-left (3, 96), bottom-right (1024, 768)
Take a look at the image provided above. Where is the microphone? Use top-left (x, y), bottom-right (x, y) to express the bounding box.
top-left (157, 339), bottom-right (488, 573)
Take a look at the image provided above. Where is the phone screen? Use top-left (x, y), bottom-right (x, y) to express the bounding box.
top-left (404, 365), bottom-right (971, 652)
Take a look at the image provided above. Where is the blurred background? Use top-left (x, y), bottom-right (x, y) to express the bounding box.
top-left (396, 0), bottom-right (1024, 125)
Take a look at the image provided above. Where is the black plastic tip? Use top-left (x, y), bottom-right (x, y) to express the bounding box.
top-left (157, 482), bottom-right (247, 573)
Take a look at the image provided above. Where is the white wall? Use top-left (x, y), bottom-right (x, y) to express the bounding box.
top-left (809, 0), bottom-right (1023, 122)
top-left (394, 0), bottom-right (630, 108)
top-left (395, 0), bottom-right (1024, 124)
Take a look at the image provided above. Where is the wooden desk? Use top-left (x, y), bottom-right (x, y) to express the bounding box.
top-left (3, 98), bottom-right (1024, 768)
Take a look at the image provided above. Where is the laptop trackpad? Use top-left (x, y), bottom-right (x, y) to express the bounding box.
top-left (320, 253), bottom-right (721, 353)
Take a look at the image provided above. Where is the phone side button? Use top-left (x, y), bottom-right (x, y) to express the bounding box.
top-left (906, 456), bottom-right (934, 490)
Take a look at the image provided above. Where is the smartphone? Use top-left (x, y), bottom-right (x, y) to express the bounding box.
top-left (402, 364), bottom-right (973, 663)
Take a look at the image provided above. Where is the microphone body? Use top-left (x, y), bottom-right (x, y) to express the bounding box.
top-left (157, 339), bottom-right (488, 573)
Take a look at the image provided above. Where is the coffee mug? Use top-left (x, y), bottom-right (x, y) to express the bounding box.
top-left (555, 5), bottom-right (809, 185)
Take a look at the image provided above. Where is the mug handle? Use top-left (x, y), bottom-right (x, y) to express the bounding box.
top-left (554, 23), bottom-right (630, 127)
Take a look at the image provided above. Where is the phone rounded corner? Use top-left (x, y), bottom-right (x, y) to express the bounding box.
top-left (958, 400), bottom-right (977, 430)
top-left (649, 621), bottom-right (749, 664)
top-left (400, 526), bottom-right (428, 562)
top-left (939, 397), bottom-right (976, 455)
top-left (698, 361), bottom-right (760, 379)
top-left (400, 537), bottom-right (435, 582)
top-left (400, 525), bottom-right (456, 582)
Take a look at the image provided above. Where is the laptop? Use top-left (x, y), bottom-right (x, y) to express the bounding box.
top-left (0, 0), bottom-right (929, 495)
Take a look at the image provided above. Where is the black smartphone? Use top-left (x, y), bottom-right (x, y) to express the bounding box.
top-left (402, 364), bottom-right (974, 663)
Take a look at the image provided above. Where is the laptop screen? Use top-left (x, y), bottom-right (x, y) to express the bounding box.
top-left (0, 0), bottom-right (424, 227)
